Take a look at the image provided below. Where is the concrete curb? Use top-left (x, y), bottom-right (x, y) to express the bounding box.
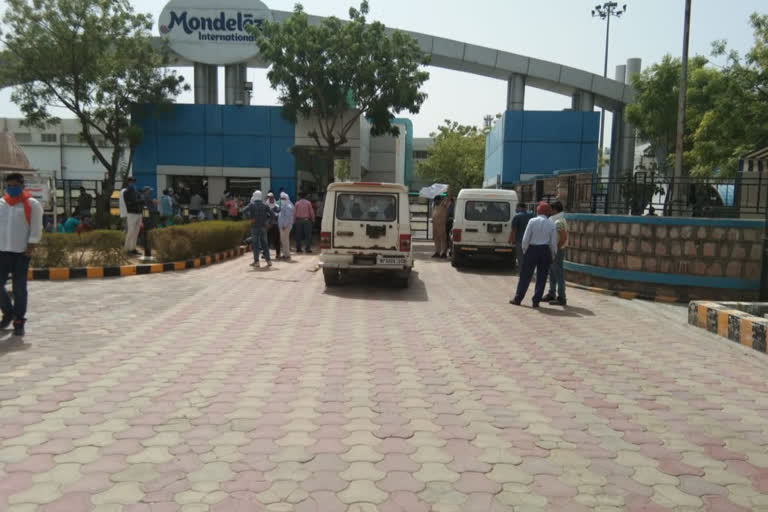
top-left (567, 283), bottom-right (683, 303)
top-left (27, 246), bottom-right (249, 281)
top-left (688, 300), bottom-right (768, 355)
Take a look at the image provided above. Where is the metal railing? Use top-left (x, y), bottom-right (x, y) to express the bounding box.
top-left (561, 173), bottom-right (766, 218)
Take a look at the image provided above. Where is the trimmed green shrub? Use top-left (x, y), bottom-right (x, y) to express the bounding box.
top-left (150, 221), bottom-right (249, 262)
top-left (30, 230), bottom-right (126, 268)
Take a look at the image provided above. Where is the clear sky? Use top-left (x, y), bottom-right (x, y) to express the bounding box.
top-left (0, 0), bottom-right (764, 137)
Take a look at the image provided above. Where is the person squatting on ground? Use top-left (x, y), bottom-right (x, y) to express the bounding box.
top-left (278, 192), bottom-right (294, 260)
top-left (510, 201), bottom-right (558, 308)
top-left (0, 173), bottom-right (43, 336)
top-left (246, 190), bottom-right (275, 268)
top-left (542, 200), bottom-right (568, 306)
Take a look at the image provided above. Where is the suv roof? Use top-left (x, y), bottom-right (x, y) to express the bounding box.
top-left (327, 182), bottom-right (408, 193)
top-left (457, 188), bottom-right (518, 200)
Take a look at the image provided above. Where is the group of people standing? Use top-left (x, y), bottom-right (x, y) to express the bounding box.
top-left (510, 200), bottom-right (568, 308)
top-left (245, 189), bottom-right (316, 268)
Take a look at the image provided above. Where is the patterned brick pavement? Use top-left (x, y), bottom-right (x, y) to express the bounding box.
top-left (1, 250), bottom-right (767, 511)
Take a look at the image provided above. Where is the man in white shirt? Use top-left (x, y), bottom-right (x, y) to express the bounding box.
top-left (510, 201), bottom-right (558, 308)
top-left (543, 200), bottom-right (568, 306)
top-left (0, 173), bottom-right (43, 336)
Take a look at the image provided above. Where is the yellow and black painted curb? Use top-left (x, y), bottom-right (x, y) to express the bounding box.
top-left (568, 283), bottom-right (682, 303)
top-left (27, 246), bottom-right (249, 281)
top-left (689, 301), bottom-right (768, 355)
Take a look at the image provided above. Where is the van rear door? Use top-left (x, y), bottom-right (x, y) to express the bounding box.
top-left (333, 192), bottom-right (399, 254)
top-left (460, 200), bottom-right (512, 246)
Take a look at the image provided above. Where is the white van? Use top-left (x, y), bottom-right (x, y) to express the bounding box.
top-left (320, 182), bottom-right (413, 287)
top-left (451, 188), bottom-right (518, 267)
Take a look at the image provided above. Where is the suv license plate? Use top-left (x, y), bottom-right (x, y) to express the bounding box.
top-left (380, 256), bottom-right (405, 265)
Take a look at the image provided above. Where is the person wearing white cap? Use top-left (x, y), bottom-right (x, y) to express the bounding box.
top-left (243, 190), bottom-right (275, 268)
top-left (277, 192), bottom-right (294, 260)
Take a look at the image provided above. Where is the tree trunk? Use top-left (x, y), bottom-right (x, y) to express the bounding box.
top-left (98, 174), bottom-right (116, 228)
top-left (325, 150), bottom-right (336, 187)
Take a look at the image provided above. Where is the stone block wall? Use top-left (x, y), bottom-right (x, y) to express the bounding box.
top-left (564, 215), bottom-right (764, 301)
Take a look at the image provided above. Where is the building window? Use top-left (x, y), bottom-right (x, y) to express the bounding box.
top-left (413, 150), bottom-right (429, 159)
top-left (13, 133), bottom-right (31, 143)
top-left (41, 133), bottom-right (57, 143)
top-left (62, 134), bottom-right (81, 144)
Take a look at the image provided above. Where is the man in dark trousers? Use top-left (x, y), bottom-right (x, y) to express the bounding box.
top-left (510, 202), bottom-right (534, 269)
top-left (0, 173), bottom-right (43, 336)
top-left (510, 201), bottom-right (558, 308)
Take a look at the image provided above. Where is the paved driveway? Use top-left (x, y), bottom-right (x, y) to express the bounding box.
top-left (1, 249), bottom-right (767, 511)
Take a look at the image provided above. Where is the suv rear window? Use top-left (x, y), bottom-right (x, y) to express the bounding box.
top-left (465, 201), bottom-right (511, 222)
top-left (336, 193), bottom-right (397, 222)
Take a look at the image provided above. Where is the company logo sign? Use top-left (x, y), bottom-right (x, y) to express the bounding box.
top-left (159, 0), bottom-right (273, 65)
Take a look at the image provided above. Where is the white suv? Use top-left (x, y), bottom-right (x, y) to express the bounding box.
top-left (319, 182), bottom-right (413, 288)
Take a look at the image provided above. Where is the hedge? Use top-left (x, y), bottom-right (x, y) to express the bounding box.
top-left (150, 221), bottom-right (250, 262)
top-left (31, 231), bottom-right (126, 268)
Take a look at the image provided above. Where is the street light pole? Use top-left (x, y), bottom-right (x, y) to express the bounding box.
top-left (672, 0), bottom-right (692, 215)
top-left (592, 3), bottom-right (627, 176)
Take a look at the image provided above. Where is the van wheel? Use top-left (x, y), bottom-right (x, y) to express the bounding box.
top-left (323, 268), bottom-right (342, 286)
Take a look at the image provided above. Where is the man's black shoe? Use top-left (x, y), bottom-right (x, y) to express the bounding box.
top-left (0, 314), bottom-right (12, 329)
top-left (549, 297), bottom-right (567, 306)
top-left (296, 249), bottom-right (303, 253)
top-left (13, 320), bottom-right (25, 336)
top-left (532, 301), bottom-right (540, 308)
top-left (509, 299), bottom-right (521, 306)
top-left (541, 294), bottom-right (555, 302)
top-left (306, 249), bottom-right (313, 253)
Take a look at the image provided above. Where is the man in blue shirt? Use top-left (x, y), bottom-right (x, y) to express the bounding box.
top-left (510, 201), bottom-right (558, 308)
top-left (510, 202), bottom-right (534, 269)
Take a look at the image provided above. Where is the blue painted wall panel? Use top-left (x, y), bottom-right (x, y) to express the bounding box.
top-left (522, 112), bottom-right (579, 142)
top-left (485, 110), bottom-right (599, 186)
top-left (220, 136), bottom-right (269, 168)
top-left (157, 136), bottom-right (206, 166)
top-left (221, 106), bottom-right (270, 135)
top-left (155, 105), bottom-right (206, 135)
top-left (132, 104), bottom-right (296, 191)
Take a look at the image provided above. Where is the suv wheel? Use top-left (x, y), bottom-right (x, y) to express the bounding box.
top-left (323, 268), bottom-right (342, 286)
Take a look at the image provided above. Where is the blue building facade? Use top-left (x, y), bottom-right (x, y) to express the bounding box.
top-left (484, 110), bottom-right (599, 187)
top-left (132, 103), bottom-right (296, 201)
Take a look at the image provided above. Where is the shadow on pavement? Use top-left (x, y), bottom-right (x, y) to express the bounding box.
top-left (0, 333), bottom-right (29, 356)
top-left (322, 271), bottom-right (428, 302)
top-left (455, 260), bottom-right (517, 276)
top-left (535, 305), bottom-right (595, 317)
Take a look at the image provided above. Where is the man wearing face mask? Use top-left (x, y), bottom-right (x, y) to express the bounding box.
top-left (0, 173), bottom-right (43, 336)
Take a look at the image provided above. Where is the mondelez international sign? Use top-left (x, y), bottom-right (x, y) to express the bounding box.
top-left (159, 0), bottom-right (273, 65)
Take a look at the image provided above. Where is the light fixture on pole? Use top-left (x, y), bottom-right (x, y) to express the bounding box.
top-left (592, 3), bottom-right (627, 172)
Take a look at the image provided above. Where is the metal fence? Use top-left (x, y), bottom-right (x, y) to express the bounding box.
top-left (560, 173), bottom-right (767, 218)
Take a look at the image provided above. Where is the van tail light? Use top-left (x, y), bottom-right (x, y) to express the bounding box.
top-left (452, 228), bottom-right (462, 243)
top-left (399, 234), bottom-right (411, 252)
top-left (320, 231), bottom-right (331, 249)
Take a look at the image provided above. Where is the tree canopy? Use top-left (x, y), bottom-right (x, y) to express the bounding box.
top-left (626, 12), bottom-right (768, 178)
top-left (417, 120), bottom-right (488, 194)
top-left (251, 1), bottom-right (429, 186)
top-left (0, 0), bottom-right (187, 218)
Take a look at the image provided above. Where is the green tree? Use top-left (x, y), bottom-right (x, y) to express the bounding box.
top-left (417, 120), bottom-right (487, 193)
top-left (251, 2), bottom-right (429, 187)
top-left (0, 0), bottom-right (187, 219)
top-left (627, 12), bottom-right (768, 178)
top-left (687, 13), bottom-right (768, 177)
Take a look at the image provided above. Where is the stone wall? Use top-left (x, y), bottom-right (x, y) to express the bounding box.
top-left (564, 214), bottom-right (764, 301)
